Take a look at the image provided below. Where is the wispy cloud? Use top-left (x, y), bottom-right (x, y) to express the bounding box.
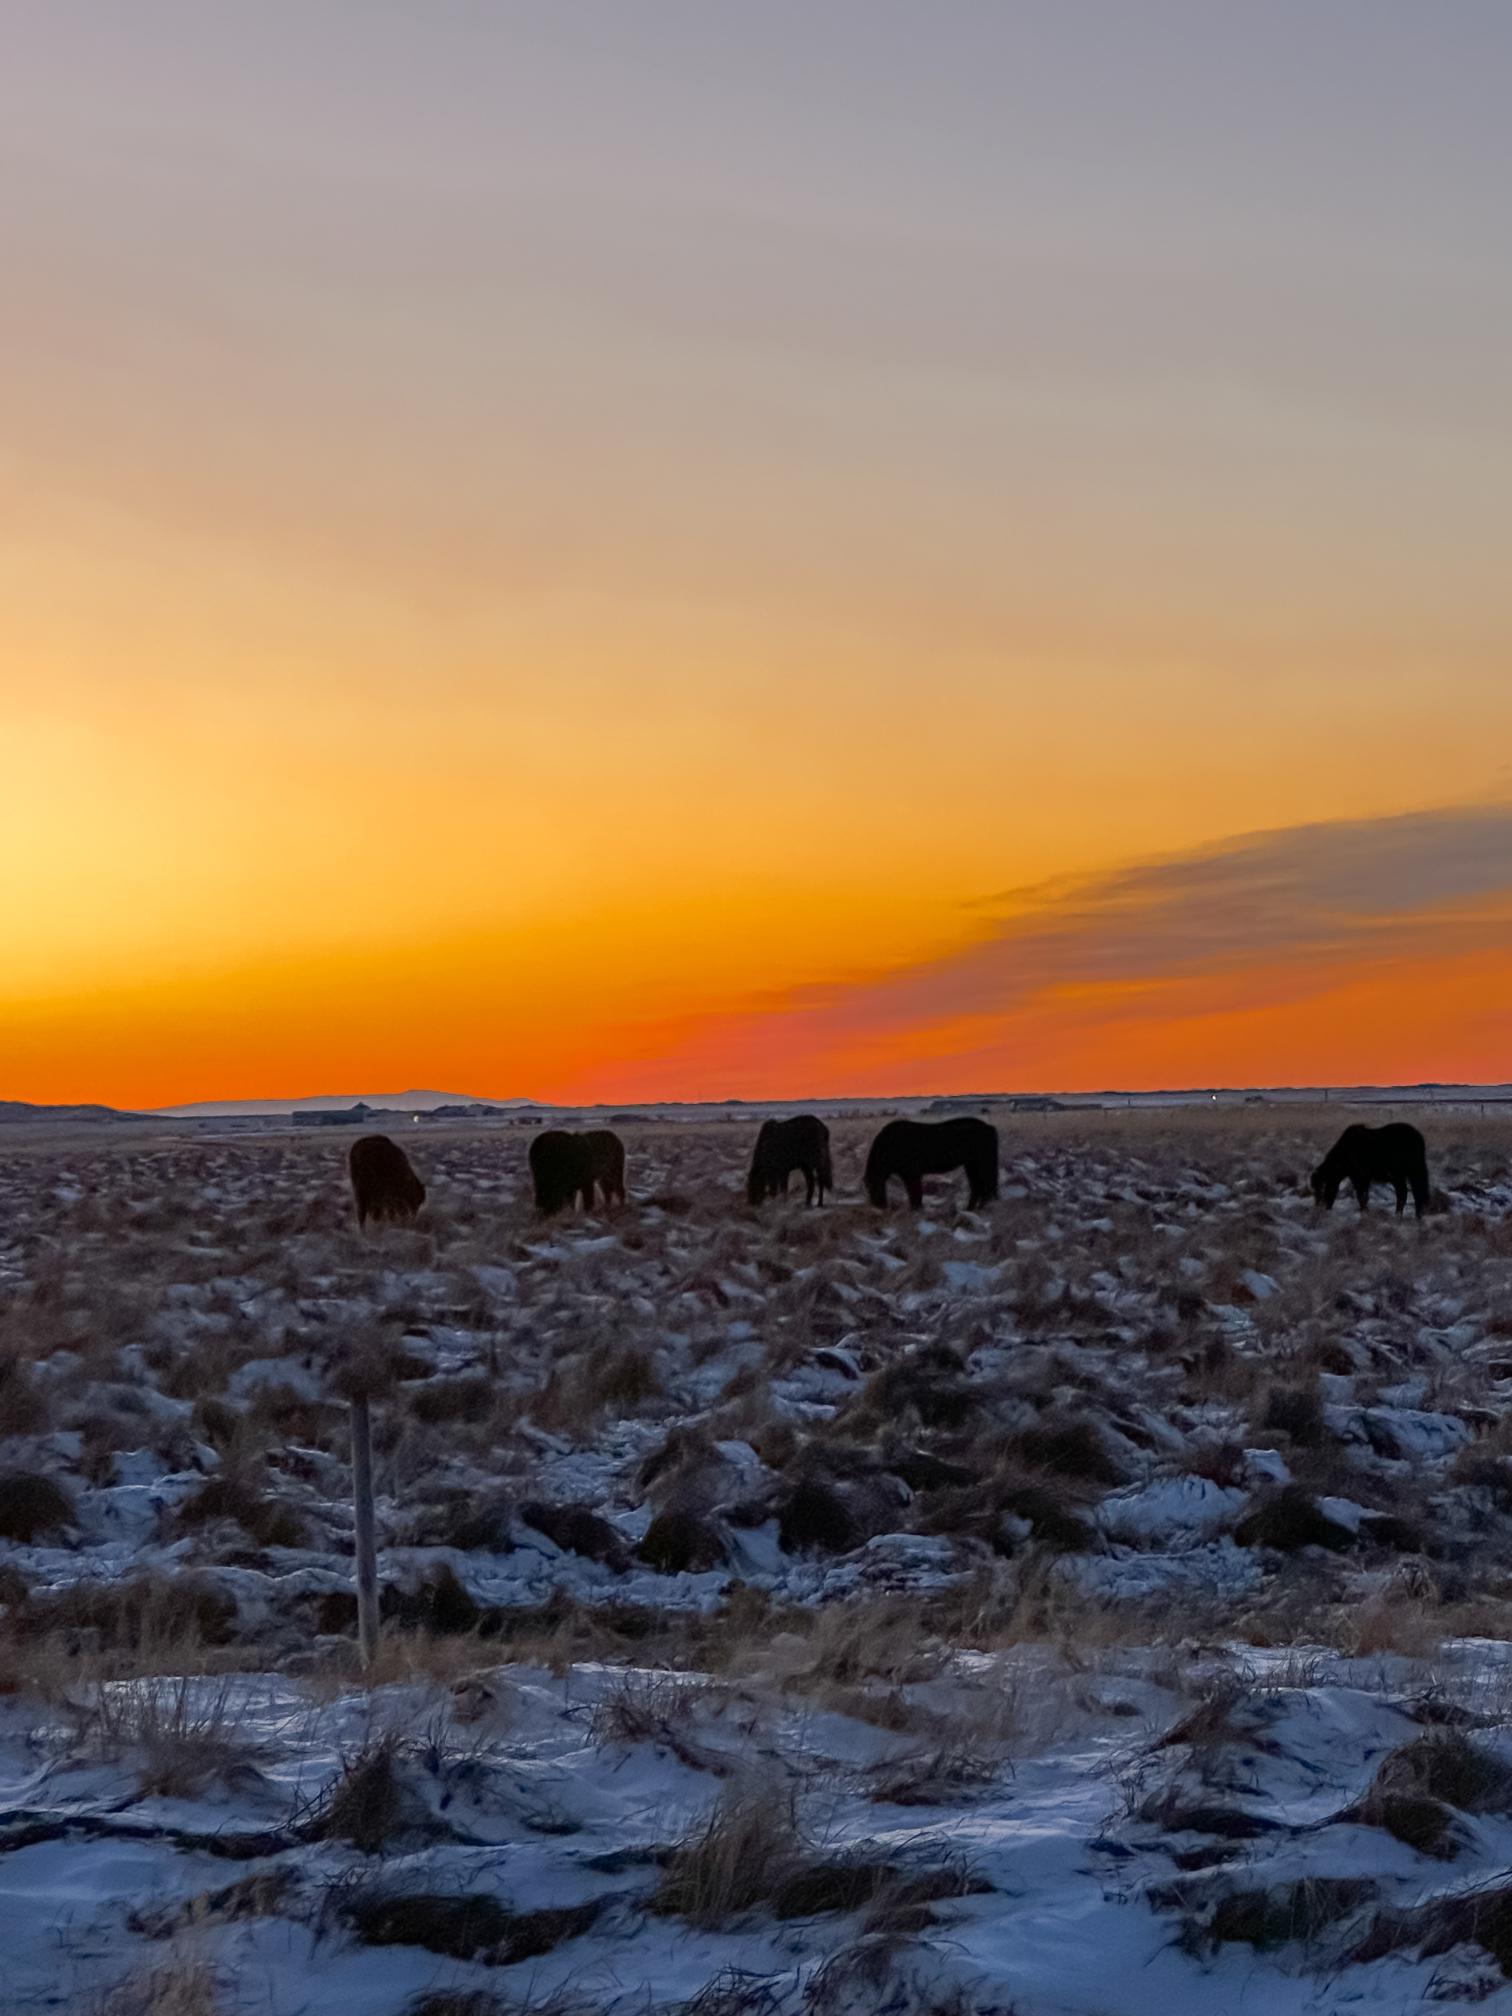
top-left (827, 799), bottom-right (1512, 1033)
top-left (613, 798), bottom-right (1512, 1093)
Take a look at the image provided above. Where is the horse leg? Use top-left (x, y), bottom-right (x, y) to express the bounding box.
top-left (1353, 1177), bottom-right (1370, 1212)
top-left (804, 1167), bottom-right (816, 1206)
top-left (1393, 1178), bottom-right (1408, 1215)
top-left (906, 1175), bottom-right (924, 1209)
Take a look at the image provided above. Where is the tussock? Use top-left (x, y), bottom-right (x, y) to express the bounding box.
top-left (343, 1887), bottom-right (603, 1964)
top-left (175, 1474), bottom-right (308, 1551)
top-left (85, 1957), bottom-right (224, 2016)
top-left (652, 1781), bottom-right (803, 1926)
top-left (1345, 1730), bottom-right (1512, 1857)
top-left (0, 1469), bottom-right (75, 1543)
top-left (63, 1674), bottom-right (256, 1799)
top-left (7, 1109), bottom-right (1512, 2008)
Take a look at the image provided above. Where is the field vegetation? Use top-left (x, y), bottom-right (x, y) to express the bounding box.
top-left (1, 1106), bottom-right (1510, 2010)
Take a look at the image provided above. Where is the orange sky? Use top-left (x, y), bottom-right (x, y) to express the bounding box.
top-left (5, 7), bottom-right (1512, 1109)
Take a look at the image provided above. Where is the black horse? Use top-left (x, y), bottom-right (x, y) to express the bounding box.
top-left (746, 1114), bottom-right (833, 1206)
top-left (864, 1116), bottom-right (999, 1210)
top-left (1311, 1122), bottom-right (1430, 1218)
top-left (348, 1134), bottom-right (425, 1228)
top-left (529, 1128), bottom-right (627, 1214)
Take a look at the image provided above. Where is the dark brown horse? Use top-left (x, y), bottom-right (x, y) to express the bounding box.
top-left (1311, 1122), bottom-right (1430, 1217)
top-left (746, 1114), bottom-right (833, 1206)
top-left (348, 1134), bottom-right (426, 1228)
top-left (864, 1116), bottom-right (999, 1210)
top-left (528, 1128), bottom-right (627, 1214)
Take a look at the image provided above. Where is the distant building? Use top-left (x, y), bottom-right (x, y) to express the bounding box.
top-left (1009, 1096), bottom-right (1066, 1113)
top-left (291, 1101), bottom-right (393, 1128)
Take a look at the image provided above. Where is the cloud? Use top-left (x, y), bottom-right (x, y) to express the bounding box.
top-left (615, 797), bottom-right (1512, 1093)
top-left (827, 798), bottom-right (1512, 1036)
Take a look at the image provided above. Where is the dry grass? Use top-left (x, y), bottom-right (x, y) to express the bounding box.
top-left (649, 1777), bottom-right (982, 1933)
top-left (1352, 1879), bottom-right (1512, 1978)
top-left (13, 1570), bottom-right (239, 1671)
top-left (0, 1469), bottom-right (75, 1542)
top-left (61, 1674), bottom-right (260, 1798)
top-left (1, 1104), bottom-right (1511, 1692)
top-left (83, 1954), bottom-right (223, 2016)
top-left (340, 1886), bottom-right (603, 1965)
top-left (1199, 1875), bottom-right (1380, 1954)
top-left (652, 1780), bottom-right (805, 1926)
top-left (406, 1991), bottom-right (598, 2016)
top-left (588, 1668), bottom-right (737, 1772)
top-left (175, 1472), bottom-right (308, 1551)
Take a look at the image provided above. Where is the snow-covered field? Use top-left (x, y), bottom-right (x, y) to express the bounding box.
top-left (2, 1108), bottom-right (1511, 2013)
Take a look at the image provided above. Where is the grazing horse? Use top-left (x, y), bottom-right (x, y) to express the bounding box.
top-left (864, 1116), bottom-right (999, 1211)
top-left (746, 1114), bottom-right (833, 1207)
top-left (1311, 1122), bottom-right (1431, 1218)
top-left (528, 1128), bottom-right (627, 1214)
top-left (348, 1134), bottom-right (426, 1228)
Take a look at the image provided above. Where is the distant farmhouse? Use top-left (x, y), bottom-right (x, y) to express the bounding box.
top-left (419, 1103), bottom-right (509, 1122)
top-left (291, 1101), bottom-right (405, 1128)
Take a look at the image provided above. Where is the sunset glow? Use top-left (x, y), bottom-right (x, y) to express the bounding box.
top-left (6, 5), bottom-right (1512, 1108)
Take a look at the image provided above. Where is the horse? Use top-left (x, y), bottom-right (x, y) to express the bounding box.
top-left (348, 1134), bottom-right (426, 1227)
top-left (746, 1114), bottom-right (833, 1206)
top-left (528, 1128), bottom-right (627, 1214)
top-left (863, 1116), bottom-right (999, 1210)
top-left (1311, 1122), bottom-right (1430, 1218)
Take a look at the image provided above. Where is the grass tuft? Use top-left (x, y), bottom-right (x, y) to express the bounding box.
top-left (0, 1470), bottom-right (75, 1543)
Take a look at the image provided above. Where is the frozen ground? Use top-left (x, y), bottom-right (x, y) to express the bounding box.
top-left (1, 1108), bottom-right (1511, 2012)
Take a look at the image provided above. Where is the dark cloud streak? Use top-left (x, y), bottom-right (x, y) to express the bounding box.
top-left (783, 799), bottom-right (1512, 1044)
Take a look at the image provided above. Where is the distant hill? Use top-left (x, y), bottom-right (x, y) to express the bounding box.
top-left (155, 1089), bottom-right (527, 1118)
top-left (0, 1100), bottom-right (145, 1125)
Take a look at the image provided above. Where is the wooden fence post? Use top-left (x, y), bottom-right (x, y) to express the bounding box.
top-left (349, 1394), bottom-right (380, 1669)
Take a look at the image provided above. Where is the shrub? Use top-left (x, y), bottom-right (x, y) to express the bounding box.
top-left (652, 1783), bottom-right (802, 1927)
top-left (344, 1888), bottom-right (601, 1963)
top-left (0, 1471), bottom-right (75, 1543)
top-left (191, 1397), bottom-right (242, 1448)
top-left (585, 1342), bottom-right (662, 1411)
top-left (638, 1509), bottom-right (728, 1574)
top-left (405, 1995), bottom-right (512, 2016)
top-left (70, 1674), bottom-right (255, 1799)
top-left (1262, 1385), bottom-right (1328, 1449)
top-left (0, 1357), bottom-right (50, 1438)
top-left (854, 1352), bottom-right (973, 1431)
top-left (304, 1737), bottom-right (411, 1854)
top-left (176, 1474), bottom-right (307, 1550)
top-left (1234, 1487), bottom-right (1354, 1553)
top-left (519, 1502), bottom-right (628, 1567)
top-left (1011, 1417), bottom-right (1127, 1485)
top-left (1205, 1876), bottom-right (1378, 1951)
top-left (86, 1958), bottom-right (222, 2016)
top-left (778, 1480), bottom-right (862, 1555)
top-left (378, 1563), bottom-right (482, 1636)
top-left (1353, 1881), bottom-right (1512, 1977)
top-left (409, 1374), bottom-right (494, 1425)
top-left (21, 1570), bottom-right (237, 1655)
top-left (1359, 1731), bottom-right (1512, 1832)
top-left (435, 1493), bottom-right (515, 1552)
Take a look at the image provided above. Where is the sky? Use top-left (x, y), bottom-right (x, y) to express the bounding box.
top-left (4, 2), bottom-right (1511, 1107)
